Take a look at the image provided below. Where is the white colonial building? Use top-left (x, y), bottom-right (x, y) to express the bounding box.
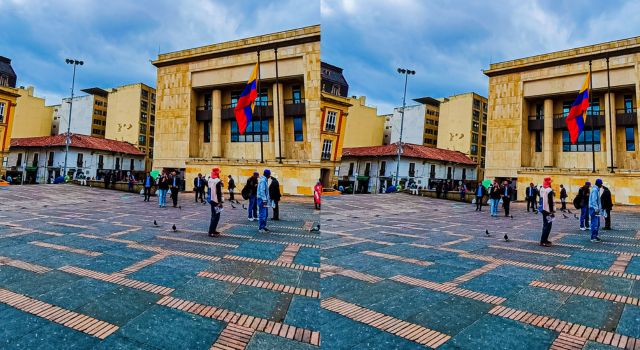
top-left (7, 133), bottom-right (144, 184)
top-left (339, 143), bottom-right (477, 193)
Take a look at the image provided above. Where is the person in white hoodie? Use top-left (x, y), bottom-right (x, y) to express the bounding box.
top-left (539, 177), bottom-right (555, 247)
top-left (257, 169), bottom-right (271, 233)
top-left (207, 168), bottom-right (223, 237)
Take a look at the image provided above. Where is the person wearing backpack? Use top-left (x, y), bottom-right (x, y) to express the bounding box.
top-left (245, 172), bottom-right (259, 221)
top-left (539, 177), bottom-right (555, 247)
top-left (207, 168), bottom-right (223, 237)
top-left (578, 181), bottom-right (591, 231)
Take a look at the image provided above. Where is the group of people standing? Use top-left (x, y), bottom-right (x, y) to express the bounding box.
top-left (473, 180), bottom-right (513, 217)
top-left (242, 170), bottom-right (282, 233)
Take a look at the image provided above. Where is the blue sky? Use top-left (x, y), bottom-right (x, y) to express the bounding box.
top-left (322, 0), bottom-right (640, 113)
top-left (0, 0), bottom-right (319, 105)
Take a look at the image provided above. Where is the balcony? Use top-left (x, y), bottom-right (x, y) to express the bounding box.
top-left (528, 116), bottom-right (544, 131)
top-left (222, 101), bottom-right (273, 120)
top-left (553, 111), bottom-right (605, 129)
top-left (196, 106), bottom-right (212, 121)
top-left (284, 98), bottom-right (305, 117)
top-left (616, 108), bottom-right (637, 126)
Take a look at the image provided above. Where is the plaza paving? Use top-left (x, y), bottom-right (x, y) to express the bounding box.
top-left (321, 193), bottom-right (640, 350)
top-left (0, 184), bottom-right (320, 349)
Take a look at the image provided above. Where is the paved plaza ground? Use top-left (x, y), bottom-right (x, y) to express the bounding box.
top-left (0, 185), bottom-right (320, 349)
top-left (322, 193), bottom-right (640, 349)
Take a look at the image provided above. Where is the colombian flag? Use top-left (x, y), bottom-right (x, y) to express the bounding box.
top-left (566, 72), bottom-right (590, 144)
top-left (234, 63), bottom-right (259, 135)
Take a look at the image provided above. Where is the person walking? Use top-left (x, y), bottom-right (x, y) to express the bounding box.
top-left (501, 180), bottom-right (513, 217)
top-left (459, 182), bottom-right (467, 201)
top-left (525, 183), bottom-right (538, 213)
top-left (559, 184), bottom-right (568, 212)
top-left (475, 182), bottom-right (486, 211)
top-left (488, 180), bottom-right (501, 217)
top-left (539, 177), bottom-right (555, 247)
top-left (169, 171), bottom-right (181, 208)
top-left (127, 172), bottom-right (135, 192)
top-left (227, 175), bottom-right (238, 204)
top-left (601, 184), bottom-right (613, 230)
top-left (194, 173), bottom-right (205, 203)
top-left (313, 180), bottom-right (322, 210)
top-left (143, 172), bottom-right (153, 202)
top-left (269, 176), bottom-right (281, 220)
top-left (578, 181), bottom-right (591, 231)
top-left (207, 168), bottom-right (223, 237)
top-left (257, 169), bottom-right (271, 233)
top-left (157, 172), bottom-right (169, 208)
top-left (589, 179), bottom-right (603, 242)
top-left (246, 172), bottom-right (259, 221)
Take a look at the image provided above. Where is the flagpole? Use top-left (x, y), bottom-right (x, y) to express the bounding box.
top-left (274, 47), bottom-right (283, 164)
top-left (606, 57), bottom-right (614, 173)
top-left (589, 60), bottom-right (595, 173)
top-left (257, 50), bottom-right (264, 163)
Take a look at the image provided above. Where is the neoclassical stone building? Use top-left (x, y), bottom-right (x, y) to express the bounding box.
top-left (151, 26), bottom-right (320, 195)
top-left (484, 36), bottom-right (640, 204)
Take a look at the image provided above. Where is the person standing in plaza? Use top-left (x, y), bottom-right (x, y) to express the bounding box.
top-left (110, 171), bottom-right (117, 189)
top-left (245, 172), bottom-right (259, 221)
top-left (157, 172), bottom-right (169, 208)
top-left (501, 180), bottom-right (513, 217)
top-left (169, 171), bottom-right (181, 208)
top-left (127, 172), bottom-right (135, 192)
top-left (578, 181), bottom-right (591, 231)
top-left (227, 175), bottom-right (238, 204)
top-left (143, 172), bottom-right (153, 202)
top-left (459, 182), bottom-right (467, 201)
top-left (257, 169), bottom-right (271, 233)
top-left (475, 181), bottom-right (486, 211)
top-left (601, 184), bottom-right (613, 230)
top-left (589, 179), bottom-right (603, 242)
top-left (207, 168), bottom-right (223, 236)
top-left (539, 177), bottom-right (555, 247)
top-left (525, 182), bottom-right (538, 213)
top-left (314, 180), bottom-right (322, 210)
top-left (269, 175), bottom-right (281, 221)
top-left (103, 172), bottom-right (110, 189)
top-left (488, 180), bottom-right (501, 217)
top-left (435, 181), bottom-right (442, 199)
top-left (194, 173), bottom-right (205, 203)
top-left (559, 184), bottom-right (568, 212)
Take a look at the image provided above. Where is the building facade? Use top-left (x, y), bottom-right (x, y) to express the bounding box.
top-left (339, 143), bottom-right (477, 193)
top-left (105, 83), bottom-right (156, 171)
top-left (436, 92), bottom-right (488, 178)
top-left (484, 36), bottom-right (640, 204)
top-left (343, 96), bottom-right (384, 148)
top-left (389, 104), bottom-right (426, 145)
top-left (151, 25), bottom-right (321, 195)
top-left (0, 56), bottom-right (19, 177)
top-left (56, 88), bottom-right (109, 138)
top-left (414, 97), bottom-right (441, 147)
top-left (320, 62), bottom-right (351, 187)
top-left (381, 114), bottom-right (393, 145)
top-left (12, 86), bottom-right (54, 139)
top-left (8, 134), bottom-right (144, 184)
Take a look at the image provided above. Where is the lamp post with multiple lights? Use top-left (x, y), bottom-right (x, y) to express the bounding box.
top-left (395, 68), bottom-right (415, 187)
top-left (62, 58), bottom-right (83, 178)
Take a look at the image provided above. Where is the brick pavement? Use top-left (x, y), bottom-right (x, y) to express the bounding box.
top-left (321, 193), bottom-right (640, 349)
top-left (0, 184), bottom-right (319, 349)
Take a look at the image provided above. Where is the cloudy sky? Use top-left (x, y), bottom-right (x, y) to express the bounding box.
top-left (0, 0), bottom-right (319, 105)
top-left (322, 0), bottom-right (640, 113)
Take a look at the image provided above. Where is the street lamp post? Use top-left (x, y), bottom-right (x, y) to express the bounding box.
top-left (63, 58), bottom-right (83, 178)
top-left (395, 68), bottom-right (415, 187)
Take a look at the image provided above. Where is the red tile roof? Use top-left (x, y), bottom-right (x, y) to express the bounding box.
top-left (342, 143), bottom-right (476, 165)
top-left (10, 133), bottom-right (145, 156)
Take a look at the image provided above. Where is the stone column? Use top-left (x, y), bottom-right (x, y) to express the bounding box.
top-left (211, 90), bottom-right (222, 158)
top-left (604, 92), bottom-right (617, 169)
top-left (272, 83), bottom-right (285, 161)
top-left (543, 98), bottom-right (554, 167)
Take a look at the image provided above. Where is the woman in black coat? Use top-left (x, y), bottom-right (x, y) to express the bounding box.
top-left (269, 177), bottom-right (282, 220)
top-left (601, 186), bottom-right (613, 230)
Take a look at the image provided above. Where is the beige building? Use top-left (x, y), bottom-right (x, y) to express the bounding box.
top-left (436, 92), bottom-right (488, 178)
top-left (105, 83), bottom-right (156, 171)
top-left (414, 97), bottom-right (440, 147)
top-left (343, 96), bottom-right (383, 148)
top-left (151, 25), bottom-right (321, 195)
top-left (484, 36), bottom-right (640, 205)
top-left (11, 86), bottom-right (54, 139)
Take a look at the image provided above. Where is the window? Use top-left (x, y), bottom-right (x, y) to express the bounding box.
top-left (325, 111), bottom-right (337, 132)
top-left (624, 95), bottom-right (633, 113)
top-left (93, 119), bottom-right (101, 125)
top-left (348, 163), bottom-right (354, 176)
top-left (472, 122), bottom-right (479, 132)
top-left (473, 110), bottom-right (480, 120)
top-left (379, 161), bottom-right (386, 176)
top-left (447, 166), bottom-right (452, 179)
top-left (48, 152), bottom-right (54, 167)
top-left (535, 103), bottom-right (544, 119)
top-left (115, 158), bottom-right (120, 170)
top-left (151, 93), bottom-right (156, 102)
top-left (141, 112), bottom-right (148, 122)
top-left (321, 140), bottom-right (333, 160)
top-left (626, 127), bottom-right (635, 151)
top-left (535, 131), bottom-right (543, 152)
top-left (150, 126), bottom-right (154, 135)
top-left (471, 144), bottom-right (478, 155)
top-left (150, 115), bottom-right (155, 124)
top-left (230, 120), bottom-right (269, 142)
top-left (429, 165), bottom-right (436, 179)
top-left (130, 159), bottom-right (134, 171)
top-left (562, 129), bottom-right (601, 152)
top-left (141, 89), bottom-right (149, 99)
top-left (139, 123), bottom-right (147, 134)
top-left (364, 163), bottom-right (371, 176)
top-left (293, 117), bottom-right (303, 141)
top-left (76, 153), bottom-right (83, 168)
top-left (204, 94), bottom-right (212, 110)
top-left (141, 100), bottom-right (148, 110)
top-left (0, 75), bottom-right (8, 87)
top-left (32, 153), bottom-right (39, 167)
top-left (482, 135), bottom-right (486, 145)
top-left (462, 168), bottom-right (467, 180)
top-left (230, 91), bottom-right (241, 107)
top-left (292, 85), bottom-right (302, 103)
top-left (256, 88), bottom-right (268, 107)
top-left (408, 163), bottom-right (415, 177)
top-left (204, 121), bottom-right (210, 143)
top-left (98, 155), bottom-right (104, 169)
top-left (139, 135), bottom-right (146, 145)
top-left (481, 147), bottom-right (486, 157)
top-left (472, 133), bottom-right (479, 143)
top-left (331, 84), bottom-right (341, 96)
top-left (473, 99), bottom-right (481, 109)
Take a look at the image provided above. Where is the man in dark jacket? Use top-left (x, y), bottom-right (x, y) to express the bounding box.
top-left (194, 173), bottom-right (205, 203)
top-left (170, 171), bottom-right (181, 207)
top-left (103, 172), bottom-right (110, 190)
top-left (228, 175), bottom-right (239, 204)
top-left (475, 182), bottom-right (486, 211)
top-left (246, 172), bottom-right (259, 221)
top-left (269, 176), bottom-right (282, 220)
top-left (525, 183), bottom-right (538, 213)
top-left (601, 185), bottom-right (613, 230)
top-left (501, 180), bottom-right (513, 217)
top-left (559, 184), bottom-right (568, 211)
top-left (579, 182), bottom-right (591, 231)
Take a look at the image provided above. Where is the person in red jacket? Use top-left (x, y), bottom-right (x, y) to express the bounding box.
top-left (313, 180), bottom-right (322, 210)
